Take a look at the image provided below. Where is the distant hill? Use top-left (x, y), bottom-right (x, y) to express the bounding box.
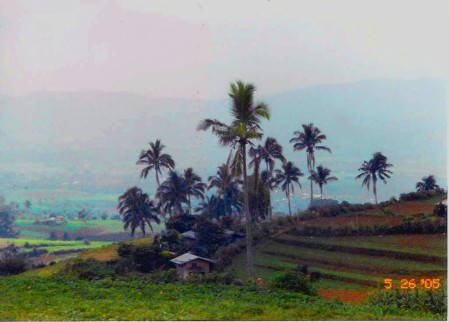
top-left (0, 78), bottom-right (446, 207)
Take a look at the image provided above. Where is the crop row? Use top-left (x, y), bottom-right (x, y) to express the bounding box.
top-left (270, 235), bottom-right (446, 265)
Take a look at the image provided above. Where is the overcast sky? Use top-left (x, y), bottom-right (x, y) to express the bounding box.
top-left (0, 0), bottom-right (448, 99)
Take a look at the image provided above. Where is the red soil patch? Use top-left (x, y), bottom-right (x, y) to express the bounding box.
top-left (303, 216), bottom-right (402, 227)
top-left (318, 290), bottom-right (369, 304)
top-left (389, 203), bottom-right (434, 216)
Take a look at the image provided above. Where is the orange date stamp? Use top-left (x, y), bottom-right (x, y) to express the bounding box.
top-left (383, 278), bottom-right (441, 290)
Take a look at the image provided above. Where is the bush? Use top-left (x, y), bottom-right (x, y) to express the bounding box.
top-left (28, 247), bottom-right (49, 257)
top-left (48, 232), bottom-right (58, 240)
top-left (160, 229), bottom-right (179, 247)
top-left (63, 258), bottom-right (114, 281)
top-left (0, 256), bottom-right (28, 276)
top-left (271, 271), bottom-right (316, 295)
top-left (368, 289), bottom-right (447, 315)
top-left (151, 268), bottom-right (180, 284)
top-left (165, 214), bottom-right (197, 233)
top-left (204, 270), bottom-right (235, 285)
top-left (433, 203), bottom-right (447, 217)
top-left (117, 243), bottom-right (173, 273)
top-left (399, 190), bottom-right (445, 202)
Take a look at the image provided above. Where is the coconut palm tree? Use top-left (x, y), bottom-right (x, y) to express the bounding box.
top-left (197, 80), bottom-right (270, 277)
top-left (157, 170), bottom-right (189, 218)
top-left (249, 137), bottom-right (285, 189)
top-left (261, 169), bottom-right (278, 220)
top-left (117, 187), bottom-right (161, 237)
top-left (309, 165), bottom-right (338, 200)
top-left (273, 161), bottom-right (304, 216)
top-left (183, 168), bottom-right (206, 214)
top-left (416, 175), bottom-right (439, 192)
top-left (208, 163), bottom-right (242, 216)
top-left (290, 123), bottom-right (331, 206)
top-left (136, 139), bottom-right (175, 194)
top-left (194, 195), bottom-right (222, 219)
top-left (355, 152), bottom-right (393, 205)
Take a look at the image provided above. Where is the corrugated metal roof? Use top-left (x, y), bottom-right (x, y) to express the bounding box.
top-left (181, 230), bottom-right (196, 239)
top-left (170, 252), bottom-right (215, 265)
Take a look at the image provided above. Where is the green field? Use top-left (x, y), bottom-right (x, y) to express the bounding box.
top-left (273, 234), bottom-right (447, 257)
top-left (0, 276), bottom-right (445, 320)
top-left (229, 233), bottom-right (447, 291)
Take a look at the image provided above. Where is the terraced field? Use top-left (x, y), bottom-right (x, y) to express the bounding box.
top-left (0, 238), bottom-right (113, 264)
top-left (229, 233), bottom-right (447, 301)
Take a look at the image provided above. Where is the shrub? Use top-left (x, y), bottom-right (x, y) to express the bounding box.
top-left (433, 203), bottom-right (447, 217)
top-left (0, 256), bottom-right (28, 276)
top-left (399, 190), bottom-right (445, 202)
top-left (48, 232), bottom-right (58, 240)
top-left (63, 258), bottom-right (114, 281)
top-left (151, 268), bottom-right (180, 284)
top-left (28, 247), bottom-right (48, 257)
top-left (160, 229), bottom-right (179, 247)
top-left (368, 289), bottom-right (447, 315)
top-left (204, 270), bottom-right (235, 285)
top-left (117, 243), bottom-right (173, 273)
top-left (310, 271), bottom-right (321, 282)
top-left (271, 271), bottom-right (316, 295)
top-left (166, 214), bottom-right (197, 233)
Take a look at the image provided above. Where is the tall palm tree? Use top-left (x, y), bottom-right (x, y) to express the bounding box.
top-left (309, 165), bottom-right (338, 200)
top-left (183, 168), bottom-right (206, 214)
top-left (136, 139), bottom-right (175, 194)
top-left (416, 175), bottom-right (439, 192)
top-left (117, 187), bottom-right (161, 237)
top-left (273, 161), bottom-right (304, 216)
top-left (290, 123), bottom-right (331, 206)
top-left (157, 170), bottom-right (189, 218)
top-left (197, 80), bottom-right (270, 277)
top-left (355, 152), bottom-right (393, 205)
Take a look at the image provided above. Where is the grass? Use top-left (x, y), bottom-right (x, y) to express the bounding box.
top-left (15, 219), bottom-right (125, 233)
top-left (274, 234), bottom-right (447, 257)
top-left (258, 240), bottom-right (444, 274)
top-left (0, 238), bottom-right (110, 249)
top-left (0, 276), bottom-right (445, 320)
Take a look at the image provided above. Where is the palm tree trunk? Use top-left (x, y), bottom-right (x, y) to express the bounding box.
top-left (223, 191), bottom-right (228, 216)
top-left (155, 171), bottom-right (166, 220)
top-left (155, 172), bottom-right (161, 194)
top-left (287, 188), bottom-right (292, 216)
top-left (320, 185), bottom-right (323, 200)
top-left (188, 194), bottom-right (191, 214)
top-left (310, 177), bottom-right (313, 206)
top-left (254, 161), bottom-right (260, 221)
top-left (242, 143), bottom-right (253, 277)
top-left (373, 178), bottom-right (378, 205)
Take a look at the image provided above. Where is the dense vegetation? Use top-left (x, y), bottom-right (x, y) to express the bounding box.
top-left (0, 276), bottom-right (446, 320)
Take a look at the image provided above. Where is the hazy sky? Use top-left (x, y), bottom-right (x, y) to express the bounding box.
top-left (0, 0), bottom-right (448, 99)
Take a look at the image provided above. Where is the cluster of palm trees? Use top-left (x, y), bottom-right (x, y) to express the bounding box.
top-left (118, 80), bottom-right (397, 277)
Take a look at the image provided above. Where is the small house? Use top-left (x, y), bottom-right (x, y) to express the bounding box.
top-left (170, 253), bottom-right (215, 279)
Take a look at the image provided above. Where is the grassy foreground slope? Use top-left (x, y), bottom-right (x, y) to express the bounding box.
top-left (0, 233), bottom-right (446, 320)
top-left (0, 276), bottom-right (444, 321)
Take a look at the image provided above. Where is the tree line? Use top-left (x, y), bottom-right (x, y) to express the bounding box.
top-left (117, 80), bottom-right (445, 277)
